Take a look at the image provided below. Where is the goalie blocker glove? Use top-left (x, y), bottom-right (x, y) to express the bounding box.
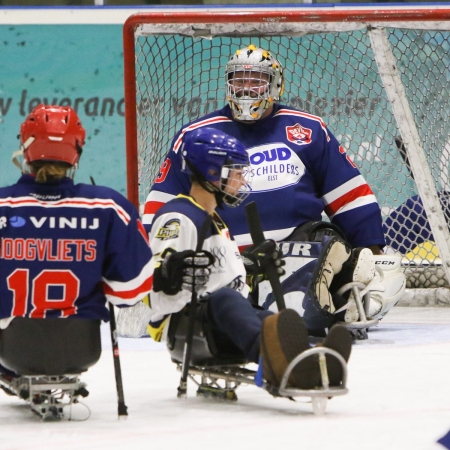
top-left (241, 240), bottom-right (286, 290)
top-left (153, 248), bottom-right (215, 295)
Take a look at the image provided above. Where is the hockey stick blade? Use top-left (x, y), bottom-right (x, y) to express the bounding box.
top-left (245, 201), bottom-right (286, 311)
top-left (178, 213), bottom-right (213, 398)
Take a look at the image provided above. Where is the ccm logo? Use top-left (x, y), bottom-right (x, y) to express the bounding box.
top-left (375, 261), bottom-right (395, 265)
top-left (30, 217), bottom-right (99, 229)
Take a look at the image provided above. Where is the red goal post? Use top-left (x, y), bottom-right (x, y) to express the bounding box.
top-left (123, 7), bottom-right (450, 295)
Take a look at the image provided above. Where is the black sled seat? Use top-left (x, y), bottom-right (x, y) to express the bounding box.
top-left (0, 318), bottom-right (101, 420)
top-left (167, 307), bottom-right (256, 403)
top-left (0, 317), bottom-right (101, 375)
top-left (167, 307), bottom-right (248, 368)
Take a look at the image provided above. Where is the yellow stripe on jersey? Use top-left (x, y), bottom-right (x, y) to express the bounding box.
top-left (147, 317), bottom-right (168, 342)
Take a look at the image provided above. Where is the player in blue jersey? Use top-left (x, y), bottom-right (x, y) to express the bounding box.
top-left (0, 105), bottom-right (154, 325)
top-left (0, 104), bottom-right (157, 391)
top-left (148, 127), bottom-right (352, 390)
top-left (143, 45), bottom-right (406, 334)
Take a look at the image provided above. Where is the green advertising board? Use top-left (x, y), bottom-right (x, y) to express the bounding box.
top-left (0, 23), bottom-right (126, 192)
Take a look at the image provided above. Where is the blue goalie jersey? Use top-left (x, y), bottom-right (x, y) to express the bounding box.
top-left (143, 104), bottom-right (385, 249)
top-left (0, 175), bottom-right (153, 323)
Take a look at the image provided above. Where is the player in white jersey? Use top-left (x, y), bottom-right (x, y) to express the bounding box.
top-left (144, 45), bottom-right (406, 334)
top-left (148, 127), bottom-right (352, 390)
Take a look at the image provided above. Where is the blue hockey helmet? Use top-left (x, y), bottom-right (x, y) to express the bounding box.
top-left (181, 127), bottom-right (252, 207)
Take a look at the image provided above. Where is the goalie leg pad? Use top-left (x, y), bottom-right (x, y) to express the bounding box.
top-left (369, 255), bottom-right (406, 320)
top-left (117, 299), bottom-right (153, 338)
top-left (334, 247), bottom-right (376, 323)
top-left (309, 236), bottom-right (351, 314)
top-left (302, 236), bottom-right (352, 333)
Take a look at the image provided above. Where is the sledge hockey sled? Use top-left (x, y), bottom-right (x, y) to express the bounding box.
top-left (168, 307), bottom-right (348, 416)
top-left (0, 318), bottom-right (101, 420)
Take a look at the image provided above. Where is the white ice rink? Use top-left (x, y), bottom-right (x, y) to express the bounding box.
top-left (1, 306), bottom-right (450, 450)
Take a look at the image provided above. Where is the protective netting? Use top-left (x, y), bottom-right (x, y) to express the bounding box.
top-left (132, 27), bottom-right (450, 289)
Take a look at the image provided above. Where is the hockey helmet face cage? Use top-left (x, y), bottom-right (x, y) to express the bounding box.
top-left (225, 45), bottom-right (284, 122)
top-left (219, 159), bottom-right (253, 207)
top-left (181, 127), bottom-right (252, 207)
top-left (20, 104), bottom-right (86, 166)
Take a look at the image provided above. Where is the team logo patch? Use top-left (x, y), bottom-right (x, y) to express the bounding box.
top-left (247, 143), bottom-right (305, 192)
top-left (155, 219), bottom-right (180, 240)
top-left (286, 124), bottom-right (312, 145)
top-left (211, 246), bottom-right (227, 268)
top-left (9, 216), bottom-right (26, 227)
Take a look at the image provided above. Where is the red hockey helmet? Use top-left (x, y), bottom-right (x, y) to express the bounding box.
top-left (20, 104), bottom-right (86, 166)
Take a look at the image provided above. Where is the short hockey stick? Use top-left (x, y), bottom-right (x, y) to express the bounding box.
top-left (109, 303), bottom-right (128, 418)
top-left (245, 201), bottom-right (286, 311)
top-left (91, 175), bottom-right (128, 418)
top-left (177, 213), bottom-right (213, 398)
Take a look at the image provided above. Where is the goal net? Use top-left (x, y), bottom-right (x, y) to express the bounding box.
top-left (123, 8), bottom-right (450, 302)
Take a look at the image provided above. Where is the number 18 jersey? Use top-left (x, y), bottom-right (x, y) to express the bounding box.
top-left (0, 175), bottom-right (153, 323)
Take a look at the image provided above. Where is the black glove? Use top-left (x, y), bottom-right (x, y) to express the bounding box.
top-left (153, 248), bottom-right (215, 295)
top-left (241, 240), bottom-right (286, 290)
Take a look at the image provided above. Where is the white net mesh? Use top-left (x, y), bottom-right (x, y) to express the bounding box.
top-left (128, 19), bottom-right (450, 290)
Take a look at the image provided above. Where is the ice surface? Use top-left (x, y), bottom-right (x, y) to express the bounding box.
top-left (1, 306), bottom-right (450, 450)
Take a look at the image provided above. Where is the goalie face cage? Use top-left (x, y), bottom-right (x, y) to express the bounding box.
top-left (123, 8), bottom-right (450, 289)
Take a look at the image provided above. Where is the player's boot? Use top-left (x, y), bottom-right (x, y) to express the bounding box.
top-left (260, 309), bottom-right (321, 390)
top-left (330, 247), bottom-right (376, 322)
top-left (320, 324), bottom-right (352, 386)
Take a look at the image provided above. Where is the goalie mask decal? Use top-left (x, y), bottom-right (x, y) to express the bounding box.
top-left (154, 219), bottom-right (181, 240)
top-left (286, 124), bottom-right (312, 146)
top-left (225, 45), bottom-right (284, 122)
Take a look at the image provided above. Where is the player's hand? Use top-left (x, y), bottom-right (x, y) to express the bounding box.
top-left (181, 251), bottom-right (215, 292)
top-left (241, 240), bottom-right (286, 286)
top-left (153, 248), bottom-right (215, 295)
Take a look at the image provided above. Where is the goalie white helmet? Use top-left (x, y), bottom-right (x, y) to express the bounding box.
top-left (225, 45), bottom-right (284, 122)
